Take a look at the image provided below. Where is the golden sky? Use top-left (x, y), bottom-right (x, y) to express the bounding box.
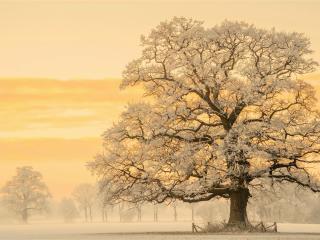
top-left (0, 0), bottom-right (320, 199)
top-left (0, 1), bottom-right (319, 79)
top-left (0, 78), bottom-right (142, 198)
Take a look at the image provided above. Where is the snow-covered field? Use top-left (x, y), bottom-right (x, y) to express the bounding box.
top-left (0, 222), bottom-right (320, 240)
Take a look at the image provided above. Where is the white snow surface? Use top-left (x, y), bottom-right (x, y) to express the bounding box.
top-left (0, 222), bottom-right (320, 240)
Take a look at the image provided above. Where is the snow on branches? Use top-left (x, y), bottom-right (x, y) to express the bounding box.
top-left (89, 18), bottom-right (320, 206)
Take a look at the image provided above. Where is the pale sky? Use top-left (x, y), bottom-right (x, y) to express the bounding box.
top-left (0, 0), bottom-right (319, 79)
top-left (0, 0), bottom-right (320, 199)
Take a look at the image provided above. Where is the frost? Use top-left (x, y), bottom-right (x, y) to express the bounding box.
top-left (89, 18), bottom-right (320, 206)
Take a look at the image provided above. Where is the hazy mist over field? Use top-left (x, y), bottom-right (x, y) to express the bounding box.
top-left (1, 1), bottom-right (320, 239)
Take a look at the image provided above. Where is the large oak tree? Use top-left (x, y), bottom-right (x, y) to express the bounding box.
top-left (89, 18), bottom-right (320, 228)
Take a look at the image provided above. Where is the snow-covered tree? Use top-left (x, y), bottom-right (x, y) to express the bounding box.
top-left (96, 181), bottom-right (114, 222)
top-left (89, 18), bottom-right (320, 229)
top-left (1, 166), bottom-right (51, 223)
top-left (58, 198), bottom-right (79, 223)
top-left (72, 183), bottom-right (96, 222)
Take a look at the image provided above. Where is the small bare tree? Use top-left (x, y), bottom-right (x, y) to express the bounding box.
top-left (136, 203), bottom-right (142, 222)
top-left (172, 202), bottom-right (178, 222)
top-left (59, 198), bottom-right (79, 223)
top-left (1, 166), bottom-right (50, 223)
top-left (96, 182), bottom-right (114, 223)
top-left (153, 203), bottom-right (158, 222)
top-left (72, 183), bottom-right (96, 222)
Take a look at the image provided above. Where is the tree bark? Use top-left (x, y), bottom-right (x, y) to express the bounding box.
top-left (227, 188), bottom-right (250, 228)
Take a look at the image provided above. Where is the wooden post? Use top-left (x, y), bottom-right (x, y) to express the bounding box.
top-left (192, 223), bottom-right (199, 233)
top-left (261, 221), bottom-right (266, 232)
top-left (191, 204), bottom-right (194, 222)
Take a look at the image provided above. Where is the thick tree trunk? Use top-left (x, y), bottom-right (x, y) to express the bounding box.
top-left (227, 188), bottom-right (250, 228)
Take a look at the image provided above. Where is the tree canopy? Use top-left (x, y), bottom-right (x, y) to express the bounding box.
top-left (89, 18), bottom-right (320, 227)
top-left (72, 183), bottom-right (96, 222)
top-left (1, 166), bottom-right (50, 223)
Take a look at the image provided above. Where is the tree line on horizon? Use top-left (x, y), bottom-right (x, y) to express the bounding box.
top-left (0, 166), bottom-right (320, 224)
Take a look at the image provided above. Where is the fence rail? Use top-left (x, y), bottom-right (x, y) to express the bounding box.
top-left (192, 221), bottom-right (277, 233)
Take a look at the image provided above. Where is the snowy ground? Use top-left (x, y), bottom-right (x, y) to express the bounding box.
top-left (0, 222), bottom-right (320, 240)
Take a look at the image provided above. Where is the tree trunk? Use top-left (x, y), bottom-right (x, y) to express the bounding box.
top-left (105, 208), bottom-right (108, 222)
top-left (84, 207), bottom-right (88, 222)
top-left (102, 206), bottom-right (105, 222)
top-left (119, 204), bottom-right (122, 222)
top-left (22, 209), bottom-right (28, 224)
top-left (137, 205), bottom-right (142, 222)
top-left (89, 206), bottom-right (92, 222)
top-left (191, 204), bottom-right (194, 223)
top-left (173, 205), bottom-right (177, 222)
top-left (153, 204), bottom-right (158, 222)
top-left (227, 188), bottom-right (250, 228)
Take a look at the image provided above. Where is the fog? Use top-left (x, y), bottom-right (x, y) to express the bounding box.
top-left (1, 180), bottom-right (320, 224)
top-left (1, 182), bottom-right (320, 239)
top-left (1, 223), bottom-right (320, 240)
top-left (1, 1), bottom-right (320, 240)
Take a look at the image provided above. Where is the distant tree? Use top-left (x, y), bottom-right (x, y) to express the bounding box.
top-left (307, 194), bottom-right (320, 223)
top-left (97, 181), bottom-right (119, 222)
top-left (96, 193), bottom-right (108, 222)
top-left (96, 182), bottom-right (114, 222)
top-left (135, 203), bottom-right (142, 222)
top-left (172, 202), bottom-right (178, 222)
top-left (72, 183), bottom-right (96, 222)
top-left (118, 202), bottom-right (124, 222)
top-left (59, 198), bottom-right (79, 223)
top-left (1, 166), bottom-right (50, 223)
top-left (89, 18), bottom-right (320, 229)
top-left (249, 182), bottom-right (312, 223)
top-left (153, 203), bottom-right (158, 222)
top-left (196, 199), bottom-right (229, 223)
top-left (188, 203), bottom-right (195, 222)
top-left (117, 202), bottom-right (136, 222)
